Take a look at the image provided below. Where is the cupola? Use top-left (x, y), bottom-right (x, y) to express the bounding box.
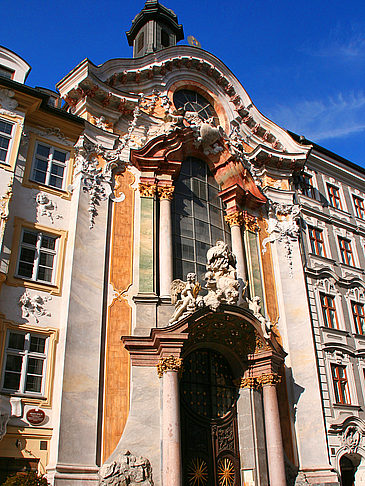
top-left (126, 0), bottom-right (184, 58)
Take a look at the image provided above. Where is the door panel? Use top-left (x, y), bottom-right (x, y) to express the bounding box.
top-left (181, 348), bottom-right (240, 486)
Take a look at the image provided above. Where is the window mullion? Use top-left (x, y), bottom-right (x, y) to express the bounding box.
top-left (33, 233), bottom-right (42, 280)
top-left (45, 148), bottom-right (53, 186)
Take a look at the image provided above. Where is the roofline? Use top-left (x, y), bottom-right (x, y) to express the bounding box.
top-left (287, 130), bottom-right (365, 177)
top-left (0, 44), bottom-right (31, 81)
top-left (0, 76), bottom-right (84, 125)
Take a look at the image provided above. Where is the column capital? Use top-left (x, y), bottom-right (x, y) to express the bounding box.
top-left (257, 373), bottom-right (281, 387)
top-left (157, 355), bottom-right (183, 378)
top-left (225, 210), bottom-right (244, 227)
top-left (240, 377), bottom-right (261, 390)
top-left (157, 186), bottom-right (174, 201)
top-left (139, 182), bottom-right (156, 198)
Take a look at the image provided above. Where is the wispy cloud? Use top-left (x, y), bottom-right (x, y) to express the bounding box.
top-left (301, 25), bottom-right (365, 60)
top-left (267, 92), bottom-right (365, 142)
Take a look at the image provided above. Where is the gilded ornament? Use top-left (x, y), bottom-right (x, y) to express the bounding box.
top-left (240, 377), bottom-right (259, 389)
top-left (244, 216), bottom-right (260, 232)
top-left (157, 186), bottom-right (174, 200)
top-left (139, 183), bottom-right (156, 198)
top-left (157, 355), bottom-right (183, 377)
top-left (257, 373), bottom-right (281, 386)
top-left (224, 211), bottom-right (244, 227)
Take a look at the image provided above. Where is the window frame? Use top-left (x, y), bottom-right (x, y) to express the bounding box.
top-left (23, 134), bottom-right (74, 199)
top-left (16, 228), bottom-right (58, 284)
top-left (327, 183), bottom-right (343, 210)
top-left (30, 141), bottom-right (69, 190)
top-left (0, 317), bottom-right (58, 407)
top-left (300, 173), bottom-right (316, 199)
top-left (338, 236), bottom-right (355, 266)
top-left (320, 293), bottom-right (339, 329)
top-left (8, 218), bottom-right (67, 295)
top-left (1, 330), bottom-right (48, 397)
top-left (351, 302), bottom-right (365, 335)
top-left (0, 117), bottom-right (15, 166)
top-left (353, 195), bottom-right (365, 220)
top-left (331, 364), bottom-right (351, 405)
top-left (308, 226), bottom-right (327, 257)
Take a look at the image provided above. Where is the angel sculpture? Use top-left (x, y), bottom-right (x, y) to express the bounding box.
top-left (169, 273), bottom-right (201, 325)
top-left (247, 296), bottom-right (271, 339)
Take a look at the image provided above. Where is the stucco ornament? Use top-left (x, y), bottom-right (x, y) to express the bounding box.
top-left (169, 242), bottom-right (240, 323)
top-left (35, 193), bottom-right (61, 223)
top-left (99, 450), bottom-right (153, 485)
top-left (342, 425), bottom-right (362, 453)
top-left (169, 273), bottom-right (202, 325)
top-left (247, 296), bottom-right (271, 338)
top-left (0, 396), bottom-right (22, 442)
top-left (262, 202), bottom-right (301, 277)
top-left (203, 240), bottom-right (240, 311)
top-left (0, 88), bottom-right (18, 115)
top-left (19, 290), bottom-right (51, 323)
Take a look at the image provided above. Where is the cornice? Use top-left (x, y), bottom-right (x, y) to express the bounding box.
top-left (56, 47), bottom-right (311, 160)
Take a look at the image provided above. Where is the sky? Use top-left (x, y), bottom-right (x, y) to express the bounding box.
top-left (2, 0), bottom-right (365, 167)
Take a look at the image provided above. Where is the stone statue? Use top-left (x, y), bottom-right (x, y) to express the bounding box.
top-left (247, 296), bottom-right (271, 339)
top-left (169, 273), bottom-right (202, 324)
top-left (99, 450), bottom-right (153, 485)
top-left (203, 241), bottom-right (240, 311)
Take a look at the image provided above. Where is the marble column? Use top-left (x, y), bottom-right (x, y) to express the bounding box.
top-left (158, 186), bottom-right (174, 299)
top-left (225, 211), bottom-right (246, 281)
top-left (258, 374), bottom-right (286, 486)
top-left (158, 356), bottom-right (183, 486)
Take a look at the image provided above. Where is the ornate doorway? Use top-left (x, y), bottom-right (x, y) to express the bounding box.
top-left (180, 348), bottom-right (240, 486)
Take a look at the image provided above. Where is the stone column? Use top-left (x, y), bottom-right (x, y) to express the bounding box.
top-left (157, 356), bottom-right (183, 486)
top-left (157, 186), bottom-right (174, 299)
top-left (225, 211), bottom-right (246, 282)
top-left (258, 374), bottom-right (286, 486)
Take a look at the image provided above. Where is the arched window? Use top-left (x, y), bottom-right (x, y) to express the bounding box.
top-left (172, 157), bottom-right (231, 282)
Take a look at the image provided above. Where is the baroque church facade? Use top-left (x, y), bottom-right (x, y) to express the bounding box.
top-left (0, 2), bottom-right (365, 485)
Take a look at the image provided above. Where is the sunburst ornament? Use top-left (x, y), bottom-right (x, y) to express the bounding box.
top-left (187, 457), bottom-right (208, 486)
top-left (217, 457), bottom-right (235, 486)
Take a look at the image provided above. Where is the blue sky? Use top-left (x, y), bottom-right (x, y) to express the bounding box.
top-left (3, 0), bottom-right (365, 167)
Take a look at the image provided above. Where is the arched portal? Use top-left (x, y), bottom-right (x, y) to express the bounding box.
top-left (181, 348), bottom-right (240, 486)
top-left (340, 454), bottom-right (360, 486)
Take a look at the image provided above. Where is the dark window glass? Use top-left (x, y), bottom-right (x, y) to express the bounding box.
top-left (173, 90), bottom-right (218, 123)
top-left (161, 30), bottom-right (170, 47)
top-left (172, 157), bottom-right (231, 282)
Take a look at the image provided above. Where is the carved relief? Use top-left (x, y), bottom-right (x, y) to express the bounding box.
top-left (262, 202), bottom-right (301, 277)
top-left (169, 273), bottom-right (202, 325)
top-left (0, 177), bottom-right (13, 248)
top-left (35, 193), bottom-right (61, 223)
top-left (157, 186), bottom-right (174, 201)
top-left (346, 286), bottom-right (365, 301)
top-left (240, 377), bottom-right (259, 389)
top-left (169, 242), bottom-right (240, 324)
top-left (342, 425), bottom-right (361, 453)
top-left (157, 356), bottom-right (183, 378)
top-left (139, 183), bottom-right (156, 198)
top-left (19, 290), bottom-right (51, 323)
top-left (257, 373), bottom-right (281, 386)
top-left (247, 296), bottom-right (271, 338)
top-left (225, 211), bottom-right (244, 227)
top-left (99, 450), bottom-right (153, 485)
top-left (0, 88), bottom-right (18, 115)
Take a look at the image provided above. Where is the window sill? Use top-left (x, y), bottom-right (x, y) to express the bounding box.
top-left (0, 161), bottom-right (14, 172)
top-left (22, 179), bottom-right (71, 200)
top-left (333, 403), bottom-right (362, 411)
top-left (339, 262), bottom-right (364, 273)
top-left (6, 274), bottom-right (61, 296)
top-left (321, 326), bottom-right (349, 336)
top-left (309, 254), bottom-right (336, 264)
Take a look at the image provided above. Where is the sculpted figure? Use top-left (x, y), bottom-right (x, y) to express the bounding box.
top-left (247, 296), bottom-right (271, 339)
top-left (169, 273), bottom-right (201, 324)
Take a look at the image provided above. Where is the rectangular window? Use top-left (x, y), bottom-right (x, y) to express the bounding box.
top-left (338, 237), bottom-right (354, 266)
top-left (2, 331), bottom-right (47, 395)
top-left (0, 118), bottom-right (14, 165)
top-left (30, 142), bottom-right (69, 190)
top-left (320, 294), bottom-right (339, 328)
top-left (327, 184), bottom-right (342, 210)
top-left (353, 196), bottom-right (365, 219)
top-left (16, 229), bottom-right (58, 283)
top-left (301, 174), bottom-right (315, 198)
top-left (308, 226), bottom-right (326, 257)
top-left (352, 302), bottom-right (365, 335)
top-left (331, 365), bottom-right (351, 404)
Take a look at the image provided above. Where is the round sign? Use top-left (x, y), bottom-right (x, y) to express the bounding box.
top-left (26, 409), bottom-right (45, 426)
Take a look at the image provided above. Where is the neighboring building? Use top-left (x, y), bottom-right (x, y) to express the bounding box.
top-left (0, 2), bottom-right (364, 485)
